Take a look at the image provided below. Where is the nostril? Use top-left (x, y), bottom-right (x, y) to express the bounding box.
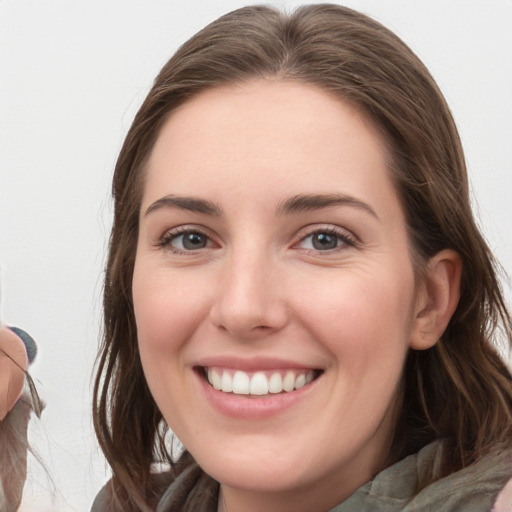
top-left (209, 269), bottom-right (289, 337)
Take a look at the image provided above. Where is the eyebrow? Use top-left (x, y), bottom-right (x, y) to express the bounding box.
top-left (144, 192), bottom-right (378, 220)
top-left (277, 193), bottom-right (379, 219)
top-left (144, 195), bottom-right (222, 217)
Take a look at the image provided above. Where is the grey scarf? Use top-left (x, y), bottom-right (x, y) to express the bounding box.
top-left (156, 441), bottom-right (512, 512)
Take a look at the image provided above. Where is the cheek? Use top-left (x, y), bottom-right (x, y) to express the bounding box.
top-left (293, 266), bottom-right (416, 367)
top-left (298, 268), bottom-right (415, 436)
top-left (132, 266), bottom-right (204, 361)
top-left (132, 266), bottom-right (206, 427)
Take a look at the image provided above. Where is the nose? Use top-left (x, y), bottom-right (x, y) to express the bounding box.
top-left (209, 248), bottom-right (289, 339)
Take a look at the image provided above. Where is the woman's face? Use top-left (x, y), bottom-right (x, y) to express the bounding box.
top-left (133, 81), bottom-right (424, 508)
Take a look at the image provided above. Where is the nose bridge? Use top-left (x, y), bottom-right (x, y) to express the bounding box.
top-left (211, 241), bottom-right (287, 337)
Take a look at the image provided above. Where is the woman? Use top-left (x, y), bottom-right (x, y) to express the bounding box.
top-left (92, 4), bottom-right (512, 511)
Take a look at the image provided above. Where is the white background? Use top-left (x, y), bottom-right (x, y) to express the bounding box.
top-left (1, 1), bottom-right (511, 510)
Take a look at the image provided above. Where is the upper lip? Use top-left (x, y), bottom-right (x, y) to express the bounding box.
top-left (195, 356), bottom-right (322, 372)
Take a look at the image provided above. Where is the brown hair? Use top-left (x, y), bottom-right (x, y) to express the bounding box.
top-left (93, 4), bottom-right (512, 510)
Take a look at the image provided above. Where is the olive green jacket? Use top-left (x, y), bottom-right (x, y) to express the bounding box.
top-left (91, 441), bottom-right (512, 512)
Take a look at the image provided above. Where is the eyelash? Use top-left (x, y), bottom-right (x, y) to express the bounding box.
top-left (156, 225), bottom-right (358, 255)
top-left (296, 226), bottom-right (358, 253)
top-left (157, 226), bottom-right (213, 255)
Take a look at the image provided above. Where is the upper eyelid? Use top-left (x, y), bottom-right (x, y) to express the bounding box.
top-left (154, 223), bottom-right (358, 249)
top-left (294, 223), bottom-right (358, 241)
top-left (161, 224), bottom-right (214, 237)
top-left (292, 226), bottom-right (360, 253)
top-left (157, 225), bottom-right (216, 246)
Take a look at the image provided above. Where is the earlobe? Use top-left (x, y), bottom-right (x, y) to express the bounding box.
top-left (410, 249), bottom-right (462, 351)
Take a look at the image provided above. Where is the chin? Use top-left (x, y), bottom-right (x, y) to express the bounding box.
top-left (201, 457), bottom-right (310, 493)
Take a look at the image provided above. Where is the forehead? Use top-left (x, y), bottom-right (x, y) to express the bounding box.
top-left (143, 80), bottom-right (398, 216)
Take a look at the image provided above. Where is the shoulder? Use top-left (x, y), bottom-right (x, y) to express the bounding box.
top-left (90, 481), bottom-right (113, 512)
top-left (90, 472), bottom-right (175, 512)
top-left (90, 480), bottom-right (120, 512)
top-left (411, 445), bottom-right (512, 512)
top-left (156, 460), bottom-right (218, 512)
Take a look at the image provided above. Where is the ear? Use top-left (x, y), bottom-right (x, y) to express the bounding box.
top-left (410, 249), bottom-right (462, 350)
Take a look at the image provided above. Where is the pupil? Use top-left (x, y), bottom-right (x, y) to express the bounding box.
top-left (313, 233), bottom-right (337, 250)
top-left (183, 233), bottom-right (206, 250)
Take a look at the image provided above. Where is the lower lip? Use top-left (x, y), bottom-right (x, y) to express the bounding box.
top-left (197, 371), bottom-right (319, 420)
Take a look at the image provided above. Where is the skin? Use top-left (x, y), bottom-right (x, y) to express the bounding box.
top-left (0, 326), bottom-right (28, 420)
top-left (133, 81), bottom-right (459, 512)
top-left (0, 326), bottom-right (29, 510)
top-left (492, 477), bottom-right (512, 511)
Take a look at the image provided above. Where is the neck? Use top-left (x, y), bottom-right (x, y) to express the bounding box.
top-left (215, 406), bottom-right (398, 512)
top-left (217, 476), bottom-right (362, 512)
top-left (218, 486), bottom-right (227, 512)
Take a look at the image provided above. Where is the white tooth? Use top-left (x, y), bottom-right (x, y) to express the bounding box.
top-left (250, 372), bottom-right (269, 395)
top-left (210, 368), bottom-right (222, 390)
top-left (232, 370), bottom-right (250, 394)
top-left (268, 372), bottom-right (283, 393)
top-left (294, 373), bottom-right (306, 389)
top-left (283, 371), bottom-right (295, 392)
top-left (305, 371), bottom-right (314, 384)
top-left (221, 371), bottom-right (233, 392)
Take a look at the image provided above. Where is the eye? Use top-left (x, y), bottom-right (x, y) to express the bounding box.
top-left (159, 228), bottom-right (214, 253)
top-left (297, 228), bottom-right (356, 252)
top-left (174, 231), bottom-right (208, 250)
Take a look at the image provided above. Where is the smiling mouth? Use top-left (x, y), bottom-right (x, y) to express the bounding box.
top-left (198, 367), bottom-right (323, 397)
